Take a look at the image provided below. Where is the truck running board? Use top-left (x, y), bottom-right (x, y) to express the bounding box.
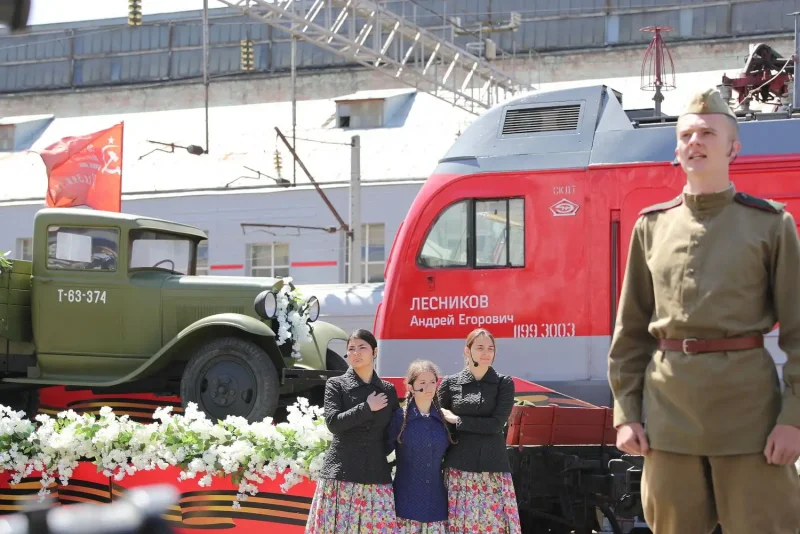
top-left (2, 375), bottom-right (115, 386)
top-left (281, 368), bottom-right (345, 386)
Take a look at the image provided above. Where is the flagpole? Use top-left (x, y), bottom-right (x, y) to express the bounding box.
top-left (202, 0), bottom-right (209, 154)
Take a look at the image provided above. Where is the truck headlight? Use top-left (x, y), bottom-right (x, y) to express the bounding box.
top-left (305, 296), bottom-right (320, 322)
top-left (254, 290), bottom-right (278, 319)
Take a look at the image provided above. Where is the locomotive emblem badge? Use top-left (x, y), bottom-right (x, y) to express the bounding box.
top-left (550, 198), bottom-right (580, 217)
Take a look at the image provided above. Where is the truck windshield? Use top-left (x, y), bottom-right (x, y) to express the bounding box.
top-left (129, 230), bottom-right (194, 275)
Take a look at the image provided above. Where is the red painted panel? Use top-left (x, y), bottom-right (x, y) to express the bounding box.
top-left (506, 405), bottom-right (617, 446)
top-left (380, 169), bottom-right (590, 341)
top-left (376, 155), bottom-right (800, 348)
top-left (112, 466), bottom-right (314, 533)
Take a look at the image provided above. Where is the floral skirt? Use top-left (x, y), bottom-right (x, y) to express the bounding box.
top-left (398, 517), bottom-right (448, 533)
top-left (444, 468), bottom-right (522, 534)
top-left (304, 478), bottom-right (397, 533)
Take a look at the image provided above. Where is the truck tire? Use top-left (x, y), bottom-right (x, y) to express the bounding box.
top-left (326, 349), bottom-right (349, 371)
top-left (180, 337), bottom-right (280, 423)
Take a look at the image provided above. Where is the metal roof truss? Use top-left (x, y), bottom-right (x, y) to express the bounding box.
top-left (216, 0), bottom-right (529, 114)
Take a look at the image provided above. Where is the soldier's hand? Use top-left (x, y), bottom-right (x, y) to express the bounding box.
top-left (616, 422), bottom-right (650, 456)
top-left (763, 424), bottom-right (800, 465)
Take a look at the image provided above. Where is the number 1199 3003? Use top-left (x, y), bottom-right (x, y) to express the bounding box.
top-left (513, 322), bottom-right (575, 338)
top-left (58, 289), bottom-right (107, 304)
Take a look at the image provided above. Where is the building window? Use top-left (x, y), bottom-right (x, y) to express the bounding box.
top-left (417, 197), bottom-right (524, 269)
top-left (337, 100), bottom-right (385, 128)
top-left (0, 126), bottom-right (13, 152)
top-left (197, 233), bottom-right (209, 276)
top-left (46, 226), bottom-right (120, 271)
top-left (247, 243), bottom-right (290, 278)
top-left (345, 223), bottom-right (385, 283)
top-left (16, 238), bottom-right (32, 261)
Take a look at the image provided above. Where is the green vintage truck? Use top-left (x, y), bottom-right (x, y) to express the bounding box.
top-left (0, 208), bottom-right (350, 422)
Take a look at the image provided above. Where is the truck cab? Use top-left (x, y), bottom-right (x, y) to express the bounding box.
top-left (0, 208), bottom-right (349, 422)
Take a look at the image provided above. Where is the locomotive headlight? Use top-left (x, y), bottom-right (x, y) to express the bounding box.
top-left (254, 290), bottom-right (278, 319)
top-left (305, 296), bottom-right (320, 322)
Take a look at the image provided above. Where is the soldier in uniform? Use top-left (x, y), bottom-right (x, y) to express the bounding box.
top-left (607, 87), bottom-right (800, 534)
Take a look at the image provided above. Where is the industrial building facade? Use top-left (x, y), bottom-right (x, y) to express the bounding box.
top-left (1, 0), bottom-right (798, 95)
top-left (1, 0), bottom-right (798, 288)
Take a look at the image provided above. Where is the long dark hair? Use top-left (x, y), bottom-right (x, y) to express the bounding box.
top-left (396, 359), bottom-right (456, 445)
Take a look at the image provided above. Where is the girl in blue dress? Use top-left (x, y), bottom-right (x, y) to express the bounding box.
top-left (386, 359), bottom-right (455, 534)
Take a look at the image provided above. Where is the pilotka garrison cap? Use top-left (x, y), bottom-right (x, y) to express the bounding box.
top-left (679, 88), bottom-right (737, 119)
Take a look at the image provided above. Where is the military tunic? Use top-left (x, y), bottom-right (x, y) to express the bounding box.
top-left (608, 183), bottom-right (800, 456)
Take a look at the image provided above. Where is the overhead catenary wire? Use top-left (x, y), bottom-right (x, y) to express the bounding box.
top-left (289, 136), bottom-right (353, 147)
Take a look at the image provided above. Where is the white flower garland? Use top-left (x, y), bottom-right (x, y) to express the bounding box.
top-left (0, 250), bottom-right (12, 273)
top-left (0, 398), bottom-right (331, 508)
top-left (1, 400), bottom-right (798, 511)
top-left (274, 278), bottom-right (313, 361)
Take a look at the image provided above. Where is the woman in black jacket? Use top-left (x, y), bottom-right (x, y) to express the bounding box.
top-left (305, 329), bottom-right (399, 533)
top-left (437, 327), bottom-right (521, 534)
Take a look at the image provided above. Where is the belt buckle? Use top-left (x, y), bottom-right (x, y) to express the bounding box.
top-left (682, 338), bottom-right (698, 355)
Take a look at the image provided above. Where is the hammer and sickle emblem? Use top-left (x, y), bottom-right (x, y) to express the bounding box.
top-left (101, 143), bottom-right (121, 175)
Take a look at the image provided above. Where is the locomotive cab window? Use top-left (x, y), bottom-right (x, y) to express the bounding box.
top-left (417, 197), bottom-right (524, 269)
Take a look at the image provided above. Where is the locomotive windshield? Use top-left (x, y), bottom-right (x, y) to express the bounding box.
top-left (419, 200), bottom-right (469, 268)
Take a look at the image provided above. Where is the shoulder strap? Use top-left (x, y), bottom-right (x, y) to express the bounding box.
top-left (639, 195), bottom-right (683, 216)
top-left (734, 192), bottom-right (785, 214)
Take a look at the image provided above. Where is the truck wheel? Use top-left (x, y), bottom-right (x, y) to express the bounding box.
top-left (180, 337), bottom-right (280, 423)
top-left (326, 349), bottom-right (349, 371)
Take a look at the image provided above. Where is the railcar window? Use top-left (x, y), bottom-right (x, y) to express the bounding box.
top-left (418, 200), bottom-right (469, 268)
top-left (417, 197), bottom-right (525, 269)
top-left (46, 226), bottom-right (120, 272)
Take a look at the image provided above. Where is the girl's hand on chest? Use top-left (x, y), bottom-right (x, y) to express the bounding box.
top-left (439, 408), bottom-right (459, 424)
top-left (367, 391), bottom-right (388, 411)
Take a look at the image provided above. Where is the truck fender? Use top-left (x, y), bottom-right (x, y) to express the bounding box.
top-left (295, 321), bottom-right (349, 371)
top-left (110, 313), bottom-right (279, 385)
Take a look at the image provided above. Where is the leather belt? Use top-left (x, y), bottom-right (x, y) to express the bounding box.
top-left (657, 335), bottom-right (764, 355)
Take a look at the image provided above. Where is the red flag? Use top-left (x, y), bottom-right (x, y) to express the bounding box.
top-left (39, 122), bottom-right (124, 212)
